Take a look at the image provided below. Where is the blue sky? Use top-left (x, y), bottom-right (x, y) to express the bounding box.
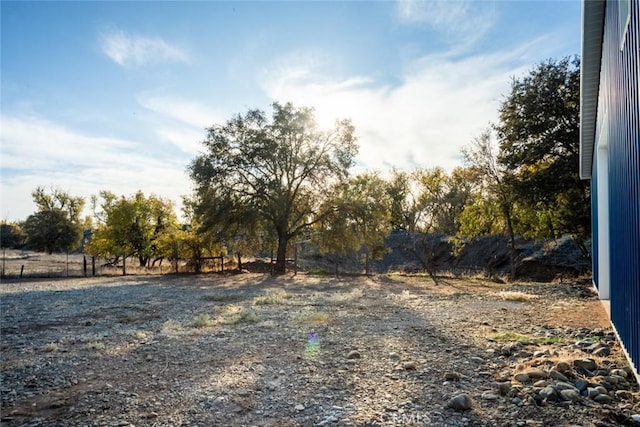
top-left (1, 0), bottom-right (581, 222)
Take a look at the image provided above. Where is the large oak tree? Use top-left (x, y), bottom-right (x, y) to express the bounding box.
top-left (189, 102), bottom-right (358, 274)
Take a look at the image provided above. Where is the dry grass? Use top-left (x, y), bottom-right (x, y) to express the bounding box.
top-left (254, 289), bottom-right (289, 306)
top-left (498, 290), bottom-right (538, 301)
top-left (295, 310), bottom-right (332, 327)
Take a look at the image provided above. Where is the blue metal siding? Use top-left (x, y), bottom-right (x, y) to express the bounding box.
top-left (601, 0), bottom-right (640, 371)
top-left (591, 164), bottom-right (599, 288)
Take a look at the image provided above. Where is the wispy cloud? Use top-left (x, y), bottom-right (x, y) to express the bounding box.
top-left (137, 94), bottom-right (225, 155)
top-left (0, 115), bottom-right (190, 221)
top-left (260, 45), bottom-right (537, 173)
top-left (99, 28), bottom-right (189, 67)
top-left (396, 0), bottom-right (497, 50)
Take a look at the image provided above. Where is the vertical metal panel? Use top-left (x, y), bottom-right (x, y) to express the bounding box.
top-left (601, 0), bottom-right (640, 373)
top-left (592, 165), bottom-right (599, 288)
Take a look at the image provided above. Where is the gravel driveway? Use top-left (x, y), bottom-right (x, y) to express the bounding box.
top-left (1, 274), bottom-right (638, 426)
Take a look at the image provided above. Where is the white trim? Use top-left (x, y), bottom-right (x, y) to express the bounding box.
top-left (596, 118), bottom-right (610, 300)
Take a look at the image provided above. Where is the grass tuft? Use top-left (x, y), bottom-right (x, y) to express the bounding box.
top-left (498, 291), bottom-right (538, 302)
top-left (254, 290), bottom-right (289, 306)
top-left (190, 313), bottom-right (215, 328)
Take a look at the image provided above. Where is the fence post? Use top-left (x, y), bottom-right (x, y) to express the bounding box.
top-left (220, 253), bottom-right (224, 274)
top-left (123, 254), bottom-right (126, 276)
top-left (92, 257), bottom-right (96, 277)
top-left (83, 256), bottom-right (87, 277)
top-left (20, 265), bottom-right (24, 278)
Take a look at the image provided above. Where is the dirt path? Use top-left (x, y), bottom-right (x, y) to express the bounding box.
top-left (1, 274), bottom-right (638, 426)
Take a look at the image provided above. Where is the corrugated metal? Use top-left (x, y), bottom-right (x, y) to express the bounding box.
top-left (600, 0), bottom-right (640, 375)
top-left (591, 166), bottom-right (599, 288)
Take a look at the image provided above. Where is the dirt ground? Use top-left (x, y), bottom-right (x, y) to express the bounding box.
top-left (1, 273), bottom-right (638, 426)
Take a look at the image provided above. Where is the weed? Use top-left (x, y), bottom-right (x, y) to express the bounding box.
top-left (42, 342), bottom-right (59, 353)
top-left (84, 341), bottom-right (105, 350)
top-left (499, 291), bottom-right (538, 302)
top-left (491, 331), bottom-right (531, 342)
top-left (161, 319), bottom-right (184, 334)
top-left (201, 293), bottom-right (247, 303)
top-left (254, 290), bottom-right (288, 306)
top-left (190, 313), bottom-right (215, 328)
top-left (295, 310), bottom-right (332, 327)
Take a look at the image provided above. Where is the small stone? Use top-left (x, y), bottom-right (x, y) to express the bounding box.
top-left (539, 386), bottom-right (558, 401)
top-left (481, 391), bottom-right (499, 401)
top-left (595, 386), bottom-right (608, 395)
top-left (555, 382), bottom-right (579, 392)
top-left (346, 350), bottom-right (361, 360)
top-left (533, 380), bottom-right (547, 387)
top-left (295, 404), bottom-right (305, 411)
top-left (144, 412), bottom-right (158, 419)
top-left (592, 346), bottom-right (610, 357)
top-left (593, 394), bottom-right (613, 404)
top-left (560, 389), bottom-right (581, 402)
top-left (402, 361), bottom-right (417, 370)
top-left (587, 387), bottom-right (600, 398)
top-left (446, 394), bottom-right (473, 411)
top-left (496, 382), bottom-right (511, 396)
top-left (514, 373), bottom-right (530, 383)
top-left (524, 368), bottom-right (548, 379)
top-left (388, 352), bottom-right (400, 360)
top-left (573, 358), bottom-right (597, 371)
top-left (445, 372), bottom-right (461, 381)
top-left (610, 368), bottom-right (628, 378)
top-left (549, 369), bottom-right (568, 382)
top-left (555, 361), bottom-right (572, 373)
top-left (470, 356), bottom-right (484, 364)
top-left (574, 379), bottom-right (588, 392)
top-left (533, 350), bottom-right (548, 358)
top-left (615, 390), bottom-right (632, 400)
top-left (630, 414), bottom-right (640, 424)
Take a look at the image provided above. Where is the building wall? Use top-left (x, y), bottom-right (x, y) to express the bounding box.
top-left (596, 0), bottom-right (640, 374)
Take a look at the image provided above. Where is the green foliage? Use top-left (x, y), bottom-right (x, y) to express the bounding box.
top-left (88, 191), bottom-right (178, 266)
top-left (23, 187), bottom-right (85, 254)
top-left (315, 172), bottom-right (392, 272)
top-left (0, 221), bottom-right (26, 248)
top-left (189, 102), bottom-right (358, 274)
top-left (495, 56), bottom-right (589, 252)
top-left (415, 166), bottom-right (476, 235)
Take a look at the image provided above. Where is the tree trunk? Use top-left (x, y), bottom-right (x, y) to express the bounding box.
top-left (138, 256), bottom-right (148, 268)
top-left (274, 235), bottom-right (288, 274)
top-left (503, 204), bottom-right (517, 281)
top-left (236, 253), bottom-right (242, 272)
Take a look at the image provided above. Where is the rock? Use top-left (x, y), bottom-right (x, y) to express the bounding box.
top-left (402, 361), bottom-right (417, 370)
top-left (593, 394), bottom-right (613, 404)
top-left (295, 404), bottom-right (305, 411)
top-left (555, 382), bottom-right (579, 392)
top-left (496, 381), bottom-right (511, 396)
top-left (593, 346), bottom-right (610, 357)
top-left (470, 356), bottom-right (484, 364)
top-left (574, 379), bottom-right (588, 392)
top-left (549, 369), bottom-right (568, 382)
top-left (539, 386), bottom-right (558, 401)
top-left (560, 389), bottom-right (581, 402)
top-left (573, 358), bottom-right (597, 371)
top-left (595, 386), bottom-right (608, 395)
top-left (587, 387), bottom-right (600, 398)
top-left (346, 350), bottom-right (361, 359)
top-left (555, 361), bottom-right (572, 373)
top-left (514, 373), bottom-right (530, 383)
top-left (610, 368), bottom-right (628, 378)
top-left (533, 379), bottom-right (547, 387)
top-left (388, 352), bottom-right (400, 360)
top-left (481, 391), bottom-right (499, 401)
top-left (630, 414), bottom-right (640, 424)
top-left (533, 350), bottom-right (548, 358)
top-left (615, 390), bottom-right (632, 400)
top-left (444, 372), bottom-right (461, 381)
top-left (524, 368), bottom-right (548, 379)
top-left (446, 394), bottom-right (473, 411)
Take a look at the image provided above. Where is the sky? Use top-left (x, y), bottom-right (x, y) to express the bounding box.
top-left (0, 0), bottom-right (582, 222)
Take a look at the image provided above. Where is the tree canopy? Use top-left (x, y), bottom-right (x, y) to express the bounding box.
top-left (87, 191), bottom-right (178, 267)
top-left (23, 187), bottom-right (85, 254)
top-left (189, 102), bottom-right (358, 274)
top-left (495, 56), bottom-right (589, 253)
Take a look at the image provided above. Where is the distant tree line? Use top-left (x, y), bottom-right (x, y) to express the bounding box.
top-left (1, 57), bottom-right (588, 278)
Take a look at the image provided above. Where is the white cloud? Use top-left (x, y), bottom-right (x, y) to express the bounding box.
top-left (396, 0), bottom-right (497, 50)
top-left (0, 115), bottom-right (191, 221)
top-left (99, 28), bottom-right (189, 67)
top-left (137, 94), bottom-right (226, 155)
top-left (260, 47), bottom-right (534, 174)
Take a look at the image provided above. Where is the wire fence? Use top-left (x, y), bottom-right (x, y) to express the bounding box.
top-left (0, 249), bottom-right (228, 279)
